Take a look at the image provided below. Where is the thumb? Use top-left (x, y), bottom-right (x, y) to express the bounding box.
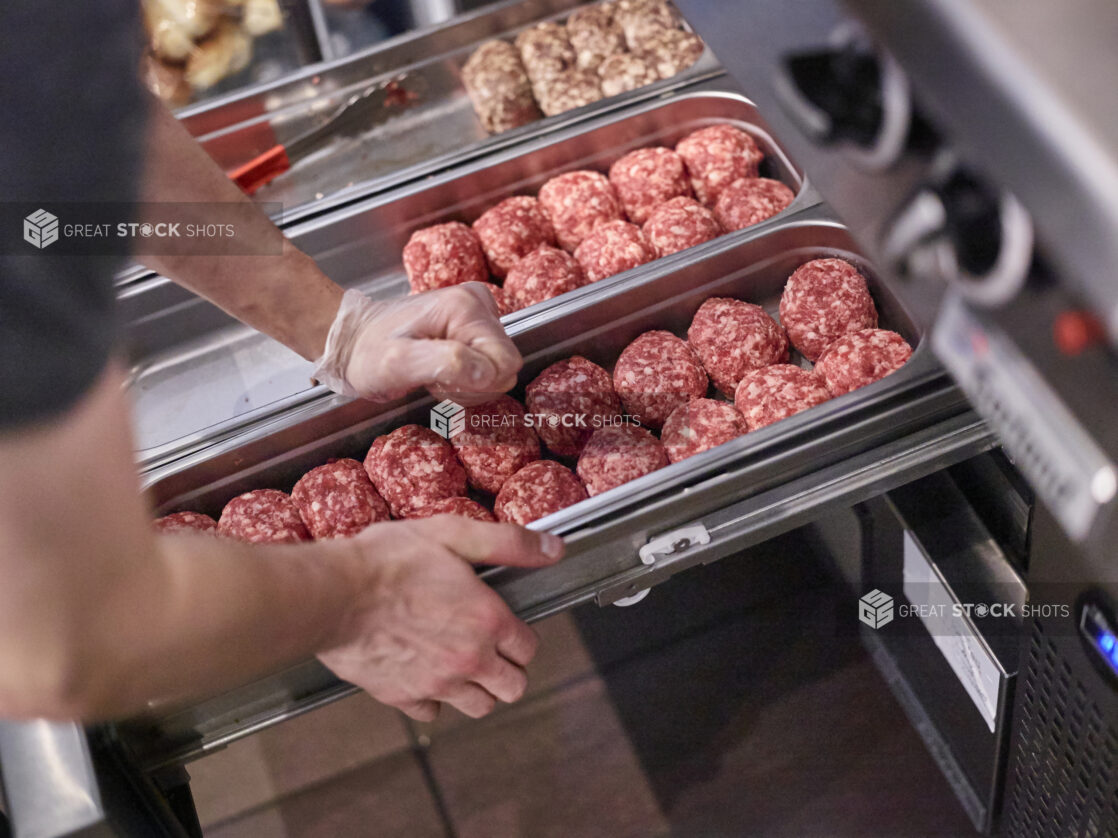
top-left (408, 517), bottom-right (565, 568)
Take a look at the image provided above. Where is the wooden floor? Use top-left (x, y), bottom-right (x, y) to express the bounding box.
top-left (192, 530), bottom-right (978, 838)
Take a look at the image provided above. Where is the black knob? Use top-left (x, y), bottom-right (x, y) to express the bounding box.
top-left (938, 168), bottom-right (1004, 278)
top-left (782, 44), bottom-right (885, 147)
top-left (884, 158), bottom-right (1034, 308)
top-left (774, 28), bottom-right (919, 171)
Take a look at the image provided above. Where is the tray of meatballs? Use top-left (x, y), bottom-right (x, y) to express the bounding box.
top-left (148, 211), bottom-right (932, 546)
top-left (124, 82), bottom-right (813, 472)
top-left (402, 120), bottom-right (799, 315)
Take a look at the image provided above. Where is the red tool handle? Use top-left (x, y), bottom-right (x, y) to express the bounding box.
top-left (228, 144), bottom-right (291, 195)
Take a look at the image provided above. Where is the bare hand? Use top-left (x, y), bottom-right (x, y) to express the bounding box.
top-left (317, 515), bottom-right (564, 720)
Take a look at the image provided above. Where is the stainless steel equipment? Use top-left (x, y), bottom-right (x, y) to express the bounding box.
top-left (125, 207), bottom-right (989, 774)
top-left (19, 0), bottom-right (1118, 834)
top-left (675, 0), bottom-right (1118, 562)
top-left (999, 508), bottom-right (1118, 837)
top-left (122, 82), bottom-right (805, 471)
top-left (673, 0), bottom-right (1118, 834)
top-left (860, 467), bottom-right (1028, 834)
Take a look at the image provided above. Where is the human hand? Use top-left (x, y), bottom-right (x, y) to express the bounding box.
top-left (317, 515), bottom-right (564, 720)
top-left (312, 284), bottom-right (522, 406)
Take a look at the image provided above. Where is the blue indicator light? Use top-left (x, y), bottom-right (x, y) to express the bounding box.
top-left (1080, 607), bottom-right (1118, 676)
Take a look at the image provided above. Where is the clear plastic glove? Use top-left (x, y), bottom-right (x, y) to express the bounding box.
top-left (312, 283), bottom-right (522, 406)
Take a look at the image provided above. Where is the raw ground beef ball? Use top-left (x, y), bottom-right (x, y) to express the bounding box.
top-left (473, 195), bottom-right (557, 278)
top-left (481, 282), bottom-right (518, 316)
top-left (516, 21), bottom-right (576, 85)
top-left (567, 3), bottom-right (624, 71)
top-left (573, 220), bottom-right (655, 283)
top-left (462, 40), bottom-right (542, 134)
top-left (495, 460), bottom-right (588, 525)
top-left (218, 489), bottom-right (311, 544)
top-left (638, 28), bottom-right (704, 79)
top-left (153, 511), bottom-right (218, 535)
top-left (714, 177), bottom-right (795, 231)
top-left (608, 146), bottom-right (692, 225)
top-left (688, 297), bottom-right (789, 395)
top-left (526, 356), bottom-right (623, 458)
top-left (779, 258), bottom-right (879, 361)
top-left (661, 399), bottom-right (748, 462)
top-left (577, 424), bottom-right (669, 496)
top-left (642, 196), bottom-right (723, 257)
top-left (676, 124), bottom-right (765, 206)
top-left (815, 329), bottom-right (914, 396)
top-left (451, 396), bottom-right (541, 494)
top-left (615, 0), bottom-right (679, 51)
top-left (402, 222), bottom-right (489, 293)
top-left (535, 68), bottom-right (604, 117)
top-left (410, 496), bottom-right (496, 523)
top-left (598, 52), bottom-right (660, 97)
top-left (612, 330), bottom-right (708, 428)
top-left (504, 245), bottom-right (589, 308)
top-left (734, 364), bottom-right (832, 431)
top-left (538, 170), bottom-right (625, 252)
top-left (364, 425), bottom-right (468, 518)
top-left (292, 459), bottom-right (391, 539)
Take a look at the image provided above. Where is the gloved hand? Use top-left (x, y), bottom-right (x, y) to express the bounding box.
top-left (312, 283), bottom-right (522, 406)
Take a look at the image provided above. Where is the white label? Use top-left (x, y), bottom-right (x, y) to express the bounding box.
top-left (902, 531), bottom-right (1001, 733)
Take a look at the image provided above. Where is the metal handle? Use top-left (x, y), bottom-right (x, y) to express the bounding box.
top-left (228, 144), bottom-right (291, 195)
top-left (597, 413), bottom-right (995, 608)
top-left (614, 525), bottom-right (713, 607)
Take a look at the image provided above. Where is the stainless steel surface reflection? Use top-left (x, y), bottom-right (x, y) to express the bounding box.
top-left (0, 722), bottom-right (105, 838)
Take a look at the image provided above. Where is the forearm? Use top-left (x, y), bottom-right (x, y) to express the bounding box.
top-left (0, 364), bottom-right (362, 720)
top-left (73, 533), bottom-right (364, 719)
top-left (138, 99), bottom-right (341, 361)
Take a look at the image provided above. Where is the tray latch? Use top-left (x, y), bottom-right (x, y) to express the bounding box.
top-left (614, 524), bottom-right (712, 607)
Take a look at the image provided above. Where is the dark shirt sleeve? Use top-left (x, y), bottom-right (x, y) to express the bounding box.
top-left (0, 0), bottom-right (147, 430)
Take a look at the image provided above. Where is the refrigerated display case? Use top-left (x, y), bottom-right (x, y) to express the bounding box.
top-left (4, 1), bottom-right (1117, 835)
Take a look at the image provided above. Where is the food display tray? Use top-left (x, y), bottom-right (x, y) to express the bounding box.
top-left (120, 210), bottom-right (994, 771)
top-left (172, 0), bottom-right (723, 228)
top-left (122, 81), bottom-right (813, 470)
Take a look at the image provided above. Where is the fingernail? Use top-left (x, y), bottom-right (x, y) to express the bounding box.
top-left (541, 533), bottom-right (564, 560)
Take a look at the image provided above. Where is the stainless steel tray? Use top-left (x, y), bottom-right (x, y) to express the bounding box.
top-left (124, 82), bottom-right (811, 470)
top-left (172, 0), bottom-right (722, 228)
top-left (120, 212), bottom-right (995, 770)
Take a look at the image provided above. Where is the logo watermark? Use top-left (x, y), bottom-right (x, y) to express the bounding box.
top-left (429, 400), bottom-right (644, 440)
top-left (23, 208), bottom-right (58, 249)
top-left (431, 400), bottom-right (467, 440)
top-left (6, 202), bottom-right (283, 255)
top-left (855, 587), bottom-right (1072, 634)
top-left (859, 589), bottom-right (895, 629)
